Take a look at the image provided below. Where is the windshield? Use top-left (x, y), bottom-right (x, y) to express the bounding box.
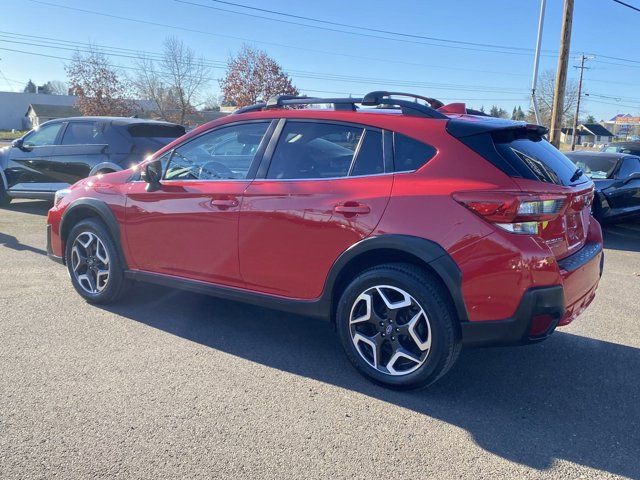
top-left (570, 155), bottom-right (618, 179)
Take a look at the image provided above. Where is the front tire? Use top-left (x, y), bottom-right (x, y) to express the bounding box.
top-left (65, 219), bottom-right (127, 304)
top-left (0, 181), bottom-right (12, 207)
top-left (336, 263), bottom-right (461, 390)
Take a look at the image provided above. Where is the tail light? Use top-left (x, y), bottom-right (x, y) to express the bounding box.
top-left (452, 191), bottom-right (567, 235)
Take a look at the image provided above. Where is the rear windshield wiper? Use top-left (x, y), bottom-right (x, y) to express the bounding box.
top-left (570, 167), bottom-right (584, 183)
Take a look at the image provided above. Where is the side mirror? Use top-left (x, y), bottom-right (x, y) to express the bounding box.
top-left (11, 138), bottom-right (26, 150)
top-left (141, 160), bottom-right (162, 192)
top-left (623, 172), bottom-right (640, 185)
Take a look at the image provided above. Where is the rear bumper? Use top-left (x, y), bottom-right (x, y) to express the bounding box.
top-left (461, 286), bottom-right (565, 346)
top-left (461, 241), bottom-right (603, 347)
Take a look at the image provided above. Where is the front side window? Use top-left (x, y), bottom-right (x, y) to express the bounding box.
top-left (618, 156), bottom-right (640, 179)
top-left (267, 122), bottom-right (364, 179)
top-left (23, 123), bottom-right (63, 147)
top-left (164, 122), bottom-right (270, 181)
top-left (61, 122), bottom-right (105, 145)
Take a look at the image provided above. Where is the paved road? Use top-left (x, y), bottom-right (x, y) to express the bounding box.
top-left (1, 200), bottom-right (639, 479)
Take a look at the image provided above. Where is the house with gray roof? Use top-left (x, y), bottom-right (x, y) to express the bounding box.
top-left (561, 123), bottom-right (615, 146)
top-left (25, 103), bottom-right (82, 128)
top-left (0, 91), bottom-right (78, 130)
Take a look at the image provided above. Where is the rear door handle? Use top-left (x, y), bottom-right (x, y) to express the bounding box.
top-left (334, 202), bottom-right (371, 215)
top-left (211, 197), bottom-right (239, 209)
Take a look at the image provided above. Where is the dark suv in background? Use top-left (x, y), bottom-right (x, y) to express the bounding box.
top-left (0, 117), bottom-right (185, 205)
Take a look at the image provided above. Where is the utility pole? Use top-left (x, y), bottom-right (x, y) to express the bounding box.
top-left (570, 54), bottom-right (592, 151)
top-left (530, 0), bottom-right (547, 125)
top-left (549, 0), bottom-right (574, 148)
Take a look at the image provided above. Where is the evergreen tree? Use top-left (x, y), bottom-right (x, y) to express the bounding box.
top-left (489, 105), bottom-right (509, 119)
top-left (23, 79), bottom-right (36, 93)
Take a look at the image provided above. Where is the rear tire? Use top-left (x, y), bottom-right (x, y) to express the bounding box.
top-left (65, 218), bottom-right (128, 304)
top-left (336, 263), bottom-right (461, 390)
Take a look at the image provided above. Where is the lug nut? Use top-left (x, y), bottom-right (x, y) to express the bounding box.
top-left (379, 322), bottom-right (384, 326)
top-left (396, 328), bottom-right (400, 332)
top-left (391, 336), bottom-right (395, 341)
top-left (381, 333), bottom-right (385, 337)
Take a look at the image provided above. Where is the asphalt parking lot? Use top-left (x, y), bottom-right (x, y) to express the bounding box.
top-left (1, 199), bottom-right (639, 479)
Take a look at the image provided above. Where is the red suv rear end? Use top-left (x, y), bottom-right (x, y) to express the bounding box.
top-left (46, 92), bottom-right (603, 389)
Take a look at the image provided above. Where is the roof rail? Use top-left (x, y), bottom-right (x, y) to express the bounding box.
top-left (233, 103), bottom-right (266, 114)
top-left (233, 91), bottom-right (447, 119)
top-left (362, 91), bottom-right (445, 109)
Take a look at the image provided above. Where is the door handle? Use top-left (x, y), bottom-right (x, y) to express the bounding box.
top-left (211, 197), bottom-right (239, 209)
top-left (334, 202), bottom-right (371, 215)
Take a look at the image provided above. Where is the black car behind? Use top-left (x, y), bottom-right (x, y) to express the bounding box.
top-left (566, 151), bottom-right (640, 224)
top-left (0, 116), bottom-right (185, 205)
top-left (601, 141), bottom-right (640, 156)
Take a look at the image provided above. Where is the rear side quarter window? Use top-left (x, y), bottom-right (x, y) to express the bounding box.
top-left (393, 133), bottom-right (436, 172)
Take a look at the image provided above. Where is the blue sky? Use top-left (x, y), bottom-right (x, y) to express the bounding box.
top-left (1, 0), bottom-right (639, 120)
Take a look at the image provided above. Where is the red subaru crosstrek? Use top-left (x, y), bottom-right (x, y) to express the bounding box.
top-left (46, 92), bottom-right (604, 389)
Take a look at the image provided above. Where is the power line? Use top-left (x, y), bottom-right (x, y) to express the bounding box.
top-left (0, 44), bottom-right (530, 97)
top-left (0, 30), bottom-right (530, 79)
top-left (176, 0), bottom-right (538, 56)
top-left (587, 98), bottom-right (640, 110)
top-left (0, 33), bottom-right (529, 93)
top-left (180, 0), bottom-right (640, 68)
top-left (612, 0), bottom-right (640, 12)
top-left (207, 0), bottom-right (538, 52)
top-left (25, 0), bottom-right (538, 77)
top-left (26, 0), bottom-right (640, 71)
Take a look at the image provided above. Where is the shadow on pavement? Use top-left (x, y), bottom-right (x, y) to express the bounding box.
top-left (1, 200), bottom-right (52, 216)
top-left (0, 232), bottom-right (47, 256)
top-left (103, 285), bottom-right (640, 479)
top-left (603, 223), bottom-right (640, 253)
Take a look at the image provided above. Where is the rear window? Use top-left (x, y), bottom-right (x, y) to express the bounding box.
top-left (393, 133), bottom-right (436, 172)
top-left (127, 124), bottom-right (186, 153)
top-left (62, 122), bottom-right (105, 145)
top-left (128, 124), bottom-right (186, 139)
top-left (492, 130), bottom-right (589, 186)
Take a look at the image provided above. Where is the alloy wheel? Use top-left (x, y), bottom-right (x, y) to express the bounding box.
top-left (70, 232), bottom-right (110, 294)
top-left (349, 285), bottom-right (432, 376)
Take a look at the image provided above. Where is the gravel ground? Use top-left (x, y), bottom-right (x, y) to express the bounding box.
top-left (1, 199), bottom-right (639, 479)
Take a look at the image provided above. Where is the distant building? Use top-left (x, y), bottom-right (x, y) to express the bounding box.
top-left (0, 91), bottom-right (228, 131)
top-left (602, 114), bottom-right (640, 140)
top-left (561, 123), bottom-right (615, 146)
top-left (0, 91), bottom-right (77, 130)
top-left (25, 103), bottom-right (81, 128)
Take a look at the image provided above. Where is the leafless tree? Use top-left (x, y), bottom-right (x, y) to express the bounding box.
top-left (65, 48), bottom-right (135, 116)
top-left (527, 70), bottom-right (578, 128)
top-left (133, 36), bottom-right (211, 124)
top-left (45, 80), bottom-right (68, 95)
top-left (220, 45), bottom-right (298, 107)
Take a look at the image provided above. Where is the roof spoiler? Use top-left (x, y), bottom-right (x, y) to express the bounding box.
top-left (447, 119), bottom-right (548, 138)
